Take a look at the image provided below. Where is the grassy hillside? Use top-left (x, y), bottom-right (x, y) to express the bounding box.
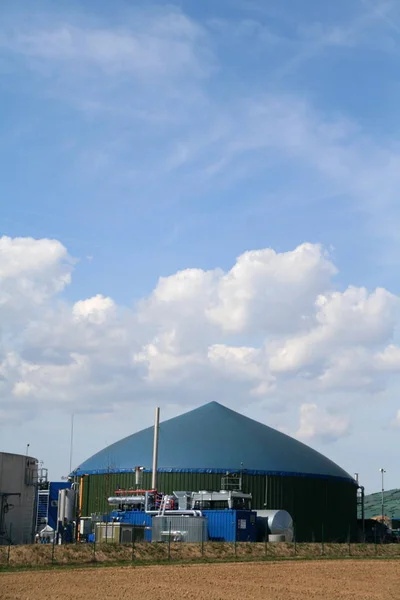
top-left (363, 489), bottom-right (400, 519)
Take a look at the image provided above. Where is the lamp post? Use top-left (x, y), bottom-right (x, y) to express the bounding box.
top-left (379, 468), bottom-right (386, 525)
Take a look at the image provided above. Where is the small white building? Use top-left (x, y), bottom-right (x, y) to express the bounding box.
top-left (0, 452), bottom-right (38, 545)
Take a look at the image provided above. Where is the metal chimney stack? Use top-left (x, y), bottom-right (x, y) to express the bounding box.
top-left (151, 407), bottom-right (160, 490)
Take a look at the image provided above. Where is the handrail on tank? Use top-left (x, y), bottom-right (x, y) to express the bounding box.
top-left (114, 489), bottom-right (157, 495)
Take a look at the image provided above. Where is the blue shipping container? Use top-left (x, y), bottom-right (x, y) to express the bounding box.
top-left (107, 509), bottom-right (257, 542)
top-left (204, 510), bottom-right (257, 542)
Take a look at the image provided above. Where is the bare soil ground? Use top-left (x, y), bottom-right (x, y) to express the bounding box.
top-left (1, 560), bottom-right (399, 600)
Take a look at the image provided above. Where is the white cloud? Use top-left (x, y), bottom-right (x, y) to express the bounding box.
top-left (315, 287), bottom-right (397, 345)
top-left (139, 243), bottom-right (336, 344)
top-left (1, 10), bottom-right (209, 80)
top-left (391, 409), bottom-right (400, 428)
top-left (316, 348), bottom-right (381, 393)
top-left (73, 294), bottom-right (116, 324)
top-left (0, 236), bottom-right (72, 325)
top-left (207, 243), bottom-right (336, 334)
top-left (268, 286), bottom-right (398, 382)
top-left (12, 381), bottom-right (36, 398)
top-left (140, 268), bottom-right (219, 320)
top-left (0, 235), bottom-right (71, 295)
top-left (296, 403), bottom-right (350, 442)
top-left (1, 235), bottom-right (400, 444)
top-left (375, 344), bottom-right (400, 372)
top-left (133, 329), bottom-right (203, 383)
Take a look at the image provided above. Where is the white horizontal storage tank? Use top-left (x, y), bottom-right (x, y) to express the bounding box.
top-left (257, 509), bottom-right (294, 542)
top-left (0, 452), bottom-right (38, 545)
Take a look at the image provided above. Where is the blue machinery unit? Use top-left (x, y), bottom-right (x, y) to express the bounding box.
top-left (36, 481), bottom-right (71, 534)
top-left (108, 509), bottom-right (257, 542)
top-left (104, 488), bottom-right (259, 542)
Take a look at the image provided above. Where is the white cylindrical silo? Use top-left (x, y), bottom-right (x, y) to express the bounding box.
top-left (58, 488), bottom-right (76, 523)
top-left (58, 488), bottom-right (65, 523)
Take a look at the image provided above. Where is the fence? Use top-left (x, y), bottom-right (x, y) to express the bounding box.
top-left (1, 539), bottom-right (400, 569)
top-left (1, 514), bottom-right (399, 569)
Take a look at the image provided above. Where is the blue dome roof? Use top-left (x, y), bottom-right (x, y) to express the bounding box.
top-left (74, 402), bottom-right (354, 482)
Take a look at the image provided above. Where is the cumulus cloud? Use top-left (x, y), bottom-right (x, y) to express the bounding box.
top-left (0, 235), bottom-right (71, 306)
top-left (0, 236), bottom-right (72, 333)
top-left (1, 235), bottom-right (400, 443)
top-left (391, 410), bottom-right (400, 428)
top-left (267, 286), bottom-right (398, 383)
top-left (206, 243), bottom-right (337, 334)
top-left (375, 345), bottom-right (400, 372)
top-left (72, 294), bottom-right (116, 324)
top-left (296, 403), bottom-right (350, 442)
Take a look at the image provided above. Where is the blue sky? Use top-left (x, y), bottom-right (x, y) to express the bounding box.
top-left (1, 0), bottom-right (400, 493)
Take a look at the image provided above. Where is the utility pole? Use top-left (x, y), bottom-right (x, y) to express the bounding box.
top-left (69, 414), bottom-right (74, 474)
top-left (379, 468), bottom-right (386, 526)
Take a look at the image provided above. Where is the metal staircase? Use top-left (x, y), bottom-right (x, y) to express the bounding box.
top-left (36, 488), bottom-right (50, 533)
top-left (158, 494), bottom-right (168, 516)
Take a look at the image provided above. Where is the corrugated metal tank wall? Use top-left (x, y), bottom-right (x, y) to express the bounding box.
top-left (81, 471), bottom-right (357, 542)
top-left (0, 452), bottom-right (38, 545)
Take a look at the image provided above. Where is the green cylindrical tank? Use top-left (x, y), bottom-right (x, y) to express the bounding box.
top-left (75, 402), bottom-right (358, 542)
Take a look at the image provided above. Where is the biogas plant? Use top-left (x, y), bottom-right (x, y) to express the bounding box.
top-left (1, 402), bottom-right (363, 546)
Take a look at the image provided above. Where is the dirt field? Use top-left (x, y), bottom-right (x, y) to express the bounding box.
top-left (1, 560), bottom-right (399, 600)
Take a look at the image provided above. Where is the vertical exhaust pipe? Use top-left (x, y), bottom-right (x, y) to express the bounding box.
top-left (151, 407), bottom-right (160, 490)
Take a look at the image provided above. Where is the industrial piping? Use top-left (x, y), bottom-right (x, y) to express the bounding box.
top-left (151, 407), bottom-right (160, 491)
